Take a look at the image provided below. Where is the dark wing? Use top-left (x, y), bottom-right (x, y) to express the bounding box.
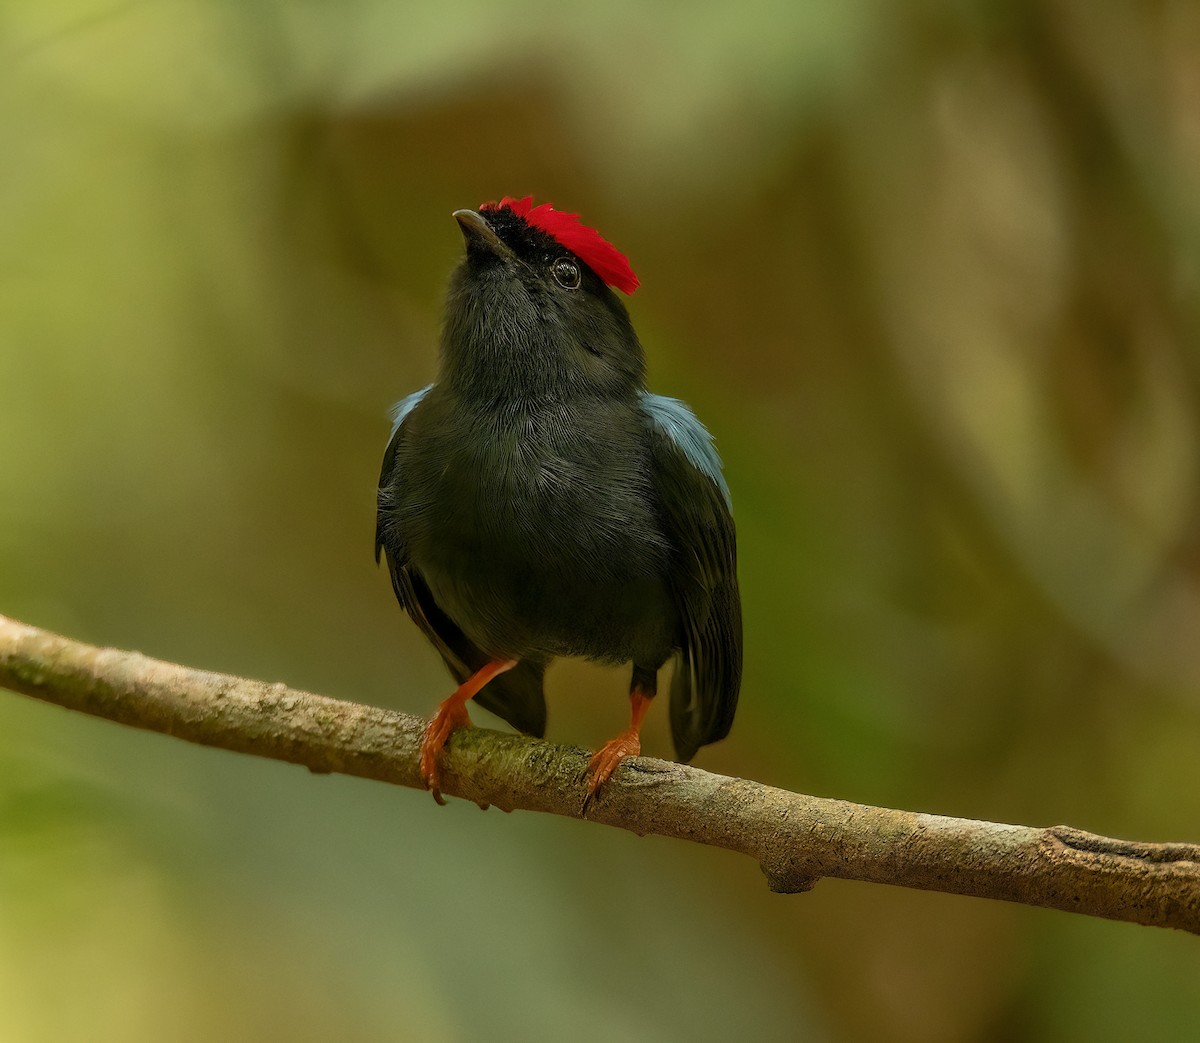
top-left (375, 386), bottom-right (546, 736)
top-left (640, 392), bottom-right (742, 761)
top-left (375, 385), bottom-right (433, 569)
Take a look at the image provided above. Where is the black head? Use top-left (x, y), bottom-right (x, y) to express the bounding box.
top-left (439, 199), bottom-right (645, 402)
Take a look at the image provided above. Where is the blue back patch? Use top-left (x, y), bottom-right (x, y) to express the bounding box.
top-left (388, 384), bottom-right (433, 441)
top-left (640, 391), bottom-right (731, 509)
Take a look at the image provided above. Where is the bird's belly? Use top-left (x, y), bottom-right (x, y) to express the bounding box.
top-left (410, 487), bottom-right (676, 665)
top-left (424, 560), bottom-right (674, 665)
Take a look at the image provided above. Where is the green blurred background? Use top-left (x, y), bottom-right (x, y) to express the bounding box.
top-left (3, 1), bottom-right (1200, 1039)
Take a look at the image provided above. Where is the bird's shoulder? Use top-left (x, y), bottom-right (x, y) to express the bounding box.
top-left (638, 390), bottom-right (731, 508)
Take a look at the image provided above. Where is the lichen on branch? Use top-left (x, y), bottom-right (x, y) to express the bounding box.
top-left (1, 613), bottom-right (1197, 933)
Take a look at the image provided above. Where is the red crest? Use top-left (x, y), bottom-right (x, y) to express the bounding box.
top-left (480, 196), bottom-right (640, 295)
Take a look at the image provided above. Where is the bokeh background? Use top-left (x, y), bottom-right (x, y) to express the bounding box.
top-left (3, 1), bottom-right (1200, 1039)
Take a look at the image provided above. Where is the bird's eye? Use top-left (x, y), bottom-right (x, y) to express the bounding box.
top-left (551, 258), bottom-right (581, 289)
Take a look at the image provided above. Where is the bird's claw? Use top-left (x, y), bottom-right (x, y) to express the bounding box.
top-left (581, 730), bottom-right (641, 814)
top-left (419, 702), bottom-right (472, 804)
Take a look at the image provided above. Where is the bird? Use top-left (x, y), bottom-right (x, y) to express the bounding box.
top-left (375, 195), bottom-right (741, 806)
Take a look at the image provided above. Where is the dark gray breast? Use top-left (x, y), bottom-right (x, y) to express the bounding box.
top-left (393, 390), bottom-right (678, 665)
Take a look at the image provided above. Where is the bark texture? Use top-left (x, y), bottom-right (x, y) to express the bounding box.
top-left (1, 613), bottom-right (1197, 933)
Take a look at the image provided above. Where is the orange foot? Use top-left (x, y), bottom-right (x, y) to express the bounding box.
top-left (419, 698), bottom-right (473, 805)
top-left (583, 687), bottom-right (653, 812)
top-left (419, 658), bottom-right (517, 805)
top-left (584, 729), bottom-right (641, 807)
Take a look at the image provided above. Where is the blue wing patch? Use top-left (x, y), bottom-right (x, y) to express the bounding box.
top-left (388, 384), bottom-right (433, 441)
top-left (640, 391), bottom-right (731, 509)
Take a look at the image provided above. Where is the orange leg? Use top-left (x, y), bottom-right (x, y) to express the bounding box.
top-left (421, 658), bottom-right (517, 804)
top-left (585, 685), bottom-right (654, 808)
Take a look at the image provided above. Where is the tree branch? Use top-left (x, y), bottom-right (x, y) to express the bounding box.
top-left (1, 612), bottom-right (1197, 933)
